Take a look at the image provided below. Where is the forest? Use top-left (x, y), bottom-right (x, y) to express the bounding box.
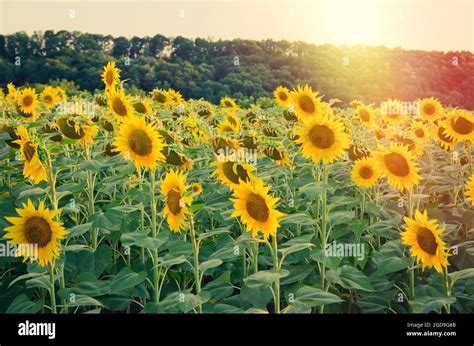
top-left (0, 30), bottom-right (473, 108)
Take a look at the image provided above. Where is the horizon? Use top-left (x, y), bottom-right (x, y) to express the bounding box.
top-left (1, 0), bottom-right (473, 53)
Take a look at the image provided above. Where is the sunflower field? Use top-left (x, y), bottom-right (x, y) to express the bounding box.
top-left (1, 61), bottom-right (474, 314)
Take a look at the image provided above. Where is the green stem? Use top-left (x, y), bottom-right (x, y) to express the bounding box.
top-left (59, 263), bottom-right (67, 313)
top-left (409, 266), bottom-right (415, 312)
top-left (444, 268), bottom-right (451, 314)
top-left (272, 234), bottom-right (280, 314)
top-left (49, 262), bottom-right (57, 314)
top-left (252, 242), bottom-right (259, 274)
top-left (189, 214), bottom-right (202, 313)
top-left (319, 163), bottom-right (329, 313)
top-left (149, 169), bottom-right (159, 303)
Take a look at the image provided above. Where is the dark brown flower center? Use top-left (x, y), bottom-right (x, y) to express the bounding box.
top-left (309, 125), bottom-right (335, 149)
top-left (106, 70), bottom-right (114, 85)
top-left (167, 189), bottom-right (182, 215)
top-left (452, 117), bottom-right (473, 135)
top-left (222, 161), bottom-right (250, 184)
top-left (423, 103), bottom-right (435, 116)
top-left (383, 152), bottom-right (410, 177)
top-left (359, 166), bottom-right (373, 179)
top-left (112, 97), bottom-right (128, 116)
top-left (23, 141), bottom-right (36, 162)
top-left (246, 193), bottom-right (269, 222)
top-left (23, 95), bottom-right (33, 107)
top-left (414, 128), bottom-right (424, 138)
top-left (24, 217), bottom-right (52, 248)
top-left (128, 129), bottom-right (152, 156)
top-left (224, 100), bottom-right (233, 107)
top-left (416, 227), bottom-right (438, 255)
top-left (298, 95), bottom-right (315, 114)
top-left (279, 92), bottom-right (288, 101)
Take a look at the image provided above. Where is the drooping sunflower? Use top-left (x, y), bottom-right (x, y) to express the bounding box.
top-left (13, 125), bottom-right (48, 184)
top-left (211, 136), bottom-right (240, 154)
top-left (356, 104), bottom-right (375, 128)
top-left (217, 121), bottom-right (239, 134)
top-left (101, 61), bottom-right (121, 90)
top-left (7, 82), bottom-right (17, 101)
top-left (432, 125), bottom-right (455, 151)
top-left (294, 114), bottom-right (350, 164)
top-left (17, 88), bottom-right (38, 115)
top-left (220, 97), bottom-right (238, 110)
top-left (391, 135), bottom-right (423, 158)
top-left (373, 144), bottom-right (421, 191)
top-left (162, 147), bottom-right (193, 170)
top-left (152, 88), bottom-right (173, 107)
top-left (160, 169), bottom-right (192, 232)
top-left (417, 97), bottom-right (443, 122)
top-left (231, 178), bottom-right (285, 240)
top-left (401, 209), bottom-right (449, 273)
top-left (55, 86), bottom-right (67, 102)
top-left (132, 98), bottom-right (153, 115)
top-left (211, 160), bottom-right (255, 189)
top-left (167, 88), bottom-right (184, 105)
top-left (4, 200), bottom-right (67, 267)
top-left (224, 112), bottom-right (240, 129)
top-left (465, 175), bottom-right (474, 206)
top-left (57, 116), bottom-right (98, 145)
top-left (441, 109), bottom-right (474, 144)
top-left (40, 86), bottom-right (58, 108)
top-left (410, 120), bottom-right (430, 144)
top-left (114, 115), bottom-right (166, 170)
top-left (263, 146), bottom-right (293, 168)
top-left (108, 87), bottom-right (134, 121)
top-left (274, 86), bottom-right (291, 107)
top-left (351, 157), bottom-right (381, 188)
top-left (290, 85), bottom-right (322, 121)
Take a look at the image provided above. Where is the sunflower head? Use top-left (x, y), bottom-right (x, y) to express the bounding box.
top-left (132, 98), bottom-right (153, 115)
top-left (231, 178), bottom-right (285, 239)
top-left (417, 97), bottom-right (443, 122)
top-left (212, 160), bottom-right (255, 189)
top-left (294, 113), bottom-right (350, 164)
top-left (102, 61), bottom-right (121, 90)
top-left (160, 169), bottom-right (192, 232)
top-left (220, 97), bottom-right (238, 110)
top-left (274, 86), bottom-right (291, 107)
top-left (4, 200), bottom-right (67, 267)
top-left (40, 86), bottom-right (59, 108)
top-left (401, 209), bottom-right (449, 273)
top-left (152, 88), bottom-right (173, 107)
top-left (114, 115), bottom-right (166, 170)
top-left (432, 125), bottom-right (455, 151)
top-left (13, 125), bottom-right (48, 184)
top-left (17, 88), bottom-right (38, 115)
top-left (290, 85), bottom-right (322, 120)
top-left (441, 109), bottom-right (474, 144)
top-left (351, 156), bottom-right (381, 188)
top-left (356, 104), bottom-right (375, 128)
top-left (373, 143), bottom-right (421, 191)
top-left (108, 87), bottom-right (134, 121)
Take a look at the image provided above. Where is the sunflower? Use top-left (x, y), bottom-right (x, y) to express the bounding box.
top-left (401, 209), bottom-right (449, 273)
top-left (351, 157), bottom-right (381, 188)
top-left (55, 87), bottom-right (67, 102)
top-left (432, 125), bottom-right (455, 151)
top-left (189, 182), bottom-right (203, 196)
top-left (263, 146), bottom-right (293, 168)
top-left (224, 112), bottom-right (240, 129)
top-left (167, 89), bottom-right (184, 105)
top-left (152, 88), bottom-right (173, 107)
top-left (441, 109), bottom-right (474, 144)
top-left (211, 136), bottom-right (240, 154)
top-left (465, 175), bottom-right (474, 206)
top-left (160, 169), bottom-right (192, 232)
top-left (4, 200), bottom-right (67, 267)
top-left (7, 82), bottom-right (17, 101)
top-left (40, 86), bottom-right (58, 108)
top-left (217, 121), bottom-right (238, 134)
top-left (162, 147), bottom-right (193, 170)
top-left (391, 135), bottom-right (423, 157)
top-left (101, 61), bottom-right (120, 90)
top-left (410, 121), bottom-right (430, 144)
top-left (108, 87), bottom-right (134, 121)
top-left (373, 144), bottom-right (421, 191)
top-left (17, 88), bottom-right (38, 115)
top-left (294, 114), bottom-right (350, 164)
top-left (220, 97), bottom-right (238, 110)
top-left (132, 98), bottom-right (153, 115)
top-left (274, 86), bottom-right (291, 107)
top-left (212, 160), bottom-right (255, 189)
top-left (356, 104), bottom-right (375, 128)
top-left (417, 97), bottom-right (443, 122)
top-left (381, 99), bottom-right (409, 125)
top-left (114, 115), bottom-right (166, 170)
top-left (57, 116), bottom-right (98, 145)
top-left (231, 179), bottom-right (284, 239)
top-left (13, 125), bottom-right (48, 184)
top-left (290, 85), bottom-right (322, 121)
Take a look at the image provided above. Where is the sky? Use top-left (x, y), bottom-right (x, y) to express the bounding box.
top-left (0, 0), bottom-right (473, 52)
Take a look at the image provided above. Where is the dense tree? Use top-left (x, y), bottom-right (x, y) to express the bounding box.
top-left (0, 30), bottom-right (473, 108)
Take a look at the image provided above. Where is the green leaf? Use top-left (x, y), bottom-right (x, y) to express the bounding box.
top-left (292, 286), bottom-right (343, 308)
top-left (449, 268), bottom-right (474, 283)
top-left (197, 227), bottom-right (230, 242)
top-left (327, 265), bottom-right (374, 292)
top-left (244, 270), bottom-right (289, 288)
top-left (68, 295), bottom-right (104, 308)
top-left (7, 294), bottom-right (44, 313)
top-left (199, 259), bottom-right (223, 274)
top-left (410, 296), bottom-right (456, 313)
top-left (158, 255), bottom-right (187, 268)
top-left (280, 213), bottom-right (316, 226)
top-left (121, 232), bottom-right (164, 250)
top-left (109, 268), bottom-right (147, 293)
top-left (279, 243), bottom-right (314, 258)
top-left (67, 223), bottom-right (92, 238)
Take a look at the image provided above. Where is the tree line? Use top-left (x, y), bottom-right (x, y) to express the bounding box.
top-left (0, 30), bottom-right (473, 108)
